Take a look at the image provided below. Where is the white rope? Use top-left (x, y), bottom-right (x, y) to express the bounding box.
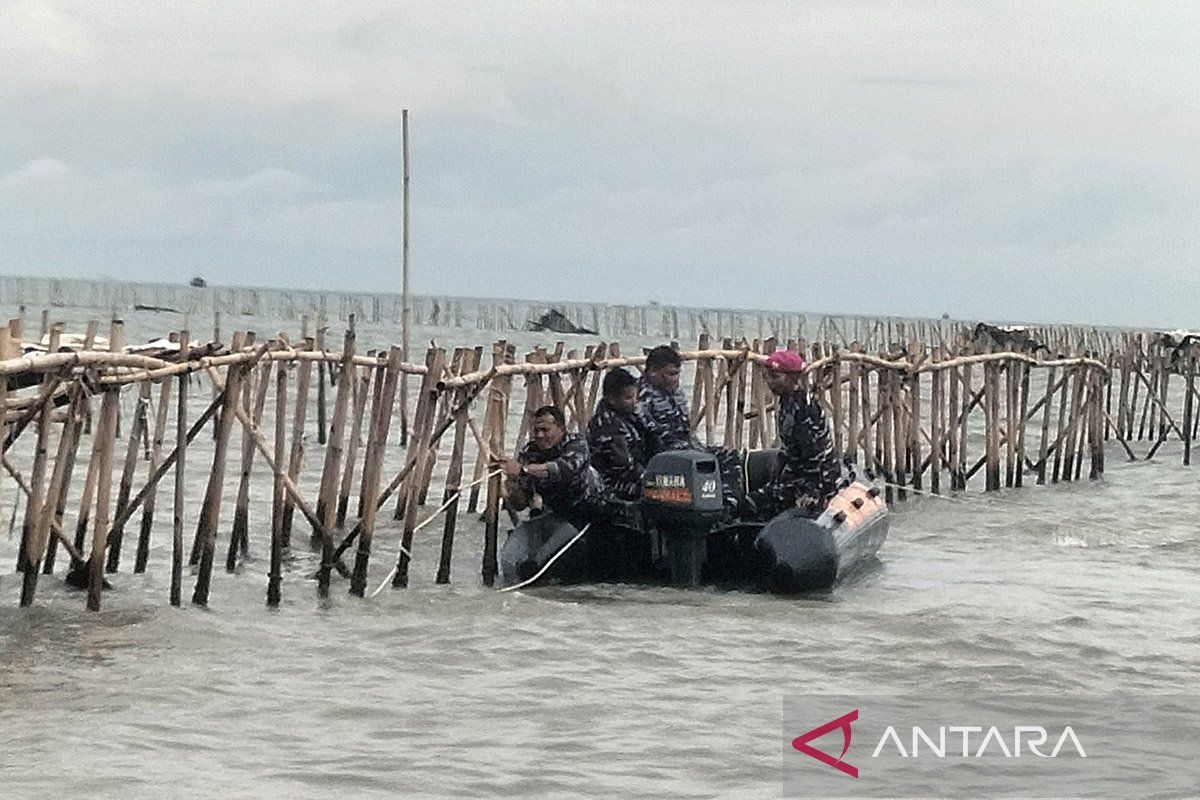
top-left (878, 480), bottom-right (971, 504)
top-left (367, 552), bottom-right (411, 598)
top-left (499, 522), bottom-right (591, 593)
top-left (368, 468), bottom-right (501, 598)
top-left (877, 478), bottom-right (1071, 514)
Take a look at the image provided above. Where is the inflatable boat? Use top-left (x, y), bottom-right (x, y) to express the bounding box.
top-left (499, 448), bottom-right (889, 594)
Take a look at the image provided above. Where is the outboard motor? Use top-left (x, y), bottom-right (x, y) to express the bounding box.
top-left (641, 450), bottom-right (724, 586)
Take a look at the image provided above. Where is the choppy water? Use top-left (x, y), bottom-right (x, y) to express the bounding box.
top-left (1, 300), bottom-right (1199, 799)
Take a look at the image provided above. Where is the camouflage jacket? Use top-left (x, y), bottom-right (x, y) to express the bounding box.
top-left (587, 398), bottom-right (658, 500)
top-left (636, 376), bottom-right (697, 453)
top-left (515, 432), bottom-right (603, 515)
top-left (753, 389), bottom-right (841, 515)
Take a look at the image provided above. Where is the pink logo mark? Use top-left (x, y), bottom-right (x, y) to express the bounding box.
top-left (791, 709), bottom-right (859, 779)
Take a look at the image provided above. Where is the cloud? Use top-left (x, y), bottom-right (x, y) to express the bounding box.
top-left (1, 2), bottom-right (1199, 327)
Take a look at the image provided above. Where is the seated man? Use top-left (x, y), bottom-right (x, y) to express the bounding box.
top-left (501, 404), bottom-right (602, 528)
top-left (636, 345), bottom-right (693, 451)
top-left (747, 350), bottom-right (841, 519)
top-left (636, 344), bottom-right (745, 512)
top-left (587, 367), bottom-right (657, 501)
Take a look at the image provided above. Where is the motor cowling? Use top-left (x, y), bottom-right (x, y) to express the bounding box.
top-left (642, 450), bottom-right (725, 585)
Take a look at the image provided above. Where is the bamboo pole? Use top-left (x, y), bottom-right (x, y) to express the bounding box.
top-left (44, 321), bottom-right (97, 573)
top-left (280, 336), bottom-right (313, 547)
top-left (171, 331), bottom-right (188, 606)
top-left (134, 377), bottom-right (172, 573)
top-left (1185, 349), bottom-right (1196, 467)
top-left (337, 359), bottom-right (374, 528)
top-left (891, 366), bottom-right (906, 500)
top-left (87, 320), bottom-right (124, 611)
top-left (956, 361), bottom-right (973, 490)
top-left (315, 325), bottom-right (356, 595)
top-left (1158, 348), bottom-right (1170, 444)
top-left (929, 350), bottom-right (943, 494)
top-left (228, 345), bottom-right (273, 571)
top-left (468, 343), bottom-right (505, 514)
top-left (1074, 373), bottom-right (1091, 481)
top-left (400, 107), bottom-right (411, 446)
top-left (847, 346), bottom-right (861, 466)
top-left (416, 348), bottom-right (458, 507)
top-left (350, 346), bottom-right (403, 596)
top-left (357, 352), bottom-right (388, 520)
top-left (436, 348), bottom-right (476, 585)
top-left (191, 332), bottom-right (247, 607)
top-left (315, 323), bottom-right (328, 446)
top-left (105, 378), bottom-right (150, 572)
top-left (481, 342), bottom-right (507, 587)
top-left (908, 366), bottom-right (921, 491)
top-left (1089, 371), bottom-right (1105, 479)
top-left (1014, 361), bottom-right (1031, 489)
top-left (984, 362), bottom-right (1000, 492)
top-left (17, 323), bottom-right (60, 574)
top-left (0, 326), bottom-right (9, 523)
top-left (21, 352), bottom-right (85, 605)
top-left (391, 347), bottom-right (446, 588)
top-left (829, 355), bottom-right (844, 459)
top-left (880, 369), bottom-right (894, 503)
top-left (268, 352), bottom-right (288, 607)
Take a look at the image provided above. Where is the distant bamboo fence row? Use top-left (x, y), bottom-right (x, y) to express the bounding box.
top-left (1, 312), bottom-right (1195, 612)
top-left (0, 274), bottom-right (1144, 348)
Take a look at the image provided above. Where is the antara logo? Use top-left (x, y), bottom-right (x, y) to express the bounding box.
top-left (792, 709), bottom-right (859, 778)
top-left (792, 709), bottom-right (1088, 778)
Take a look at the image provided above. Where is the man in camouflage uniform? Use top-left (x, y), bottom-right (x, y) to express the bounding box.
top-left (636, 345), bottom-right (745, 512)
top-left (502, 405), bottom-right (603, 528)
top-left (747, 350), bottom-right (841, 519)
top-left (588, 368), bottom-right (657, 501)
top-left (636, 346), bottom-right (695, 451)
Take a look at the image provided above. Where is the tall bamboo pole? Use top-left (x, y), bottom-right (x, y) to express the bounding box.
top-left (400, 107), bottom-right (411, 445)
top-left (87, 320), bottom-right (124, 611)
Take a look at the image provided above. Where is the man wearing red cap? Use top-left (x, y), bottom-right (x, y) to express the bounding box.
top-left (747, 350), bottom-right (841, 519)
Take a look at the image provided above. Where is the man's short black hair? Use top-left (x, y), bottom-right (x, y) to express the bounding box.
top-left (533, 405), bottom-right (566, 428)
top-left (645, 345), bottom-right (682, 371)
top-left (602, 367), bottom-right (637, 397)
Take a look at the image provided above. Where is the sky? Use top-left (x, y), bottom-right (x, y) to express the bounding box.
top-left (1, 1), bottom-right (1198, 328)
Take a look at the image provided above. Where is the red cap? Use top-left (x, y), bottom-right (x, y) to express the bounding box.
top-left (764, 350), bottom-right (806, 373)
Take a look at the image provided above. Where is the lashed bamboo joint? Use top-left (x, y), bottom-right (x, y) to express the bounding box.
top-left (1, 310), bottom-right (1193, 612)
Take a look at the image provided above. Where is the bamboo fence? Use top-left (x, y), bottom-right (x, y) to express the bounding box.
top-left (1, 311), bottom-right (1195, 611)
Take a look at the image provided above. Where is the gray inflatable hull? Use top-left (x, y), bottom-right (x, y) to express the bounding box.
top-left (753, 483), bottom-right (889, 594)
top-left (498, 479), bottom-right (889, 594)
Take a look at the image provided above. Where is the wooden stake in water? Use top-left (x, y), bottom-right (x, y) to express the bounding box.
top-left (17, 323), bottom-right (60, 574)
top-left (350, 346), bottom-right (403, 597)
top-left (393, 347), bottom-right (445, 588)
top-left (171, 331), bottom-right (189, 606)
top-left (281, 334), bottom-right (313, 547)
top-left (315, 325), bottom-right (356, 595)
top-left (315, 323), bottom-right (328, 446)
top-left (135, 377), bottom-right (172, 573)
top-left (87, 320), bottom-right (125, 611)
top-left (106, 378), bottom-right (150, 572)
top-left (437, 348), bottom-right (476, 584)
top-left (191, 332), bottom-right (247, 607)
top-left (337, 359), bottom-right (373, 528)
top-left (228, 346), bottom-right (273, 571)
top-left (268, 356), bottom-right (288, 607)
top-left (400, 108), bottom-right (412, 446)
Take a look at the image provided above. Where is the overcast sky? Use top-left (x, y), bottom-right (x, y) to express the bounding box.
top-left (2, 1), bottom-right (1197, 327)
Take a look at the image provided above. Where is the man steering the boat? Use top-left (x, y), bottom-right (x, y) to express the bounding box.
top-left (745, 350), bottom-right (841, 519)
top-left (637, 345), bottom-right (746, 514)
top-left (500, 404), bottom-right (603, 528)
